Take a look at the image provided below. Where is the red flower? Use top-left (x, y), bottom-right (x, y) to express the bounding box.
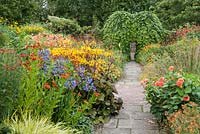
top-left (183, 96), bottom-right (190, 102)
top-left (44, 82), bottom-right (51, 90)
top-left (94, 92), bottom-right (100, 97)
top-left (168, 66), bottom-right (174, 71)
top-left (20, 53), bottom-right (28, 57)
top-left (29, 53), bottom-right (38, 61)
top-left (176, 78), bottom-right (184, 88)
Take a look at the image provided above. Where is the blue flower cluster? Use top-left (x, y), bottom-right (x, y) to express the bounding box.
top-left (39, 49), bottom-right (50, 61)
top-left (79, 66), bottom-right (96, 92)
top-left (39, 49), bottom-right (69, 76)
top-left (82, 76), bottom-right (96, 92)
top-left (64, 66), bottom-right (96, 92)
top-left (38, 50), bottom-right (96, 92)
top-left (52, 58), bottom-right (65, 76)
top-left (39, 49), bottom-right (50, 74)
top-left (64, 78), bottom-right (78, 90)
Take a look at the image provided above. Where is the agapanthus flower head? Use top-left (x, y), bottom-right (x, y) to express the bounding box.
top-left (39, 49), bottom-right (50, 61)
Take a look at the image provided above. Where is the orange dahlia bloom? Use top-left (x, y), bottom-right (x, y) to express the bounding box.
top-left (176, 78), bottom-right (184, 88)
top-left (168, 66), bottom-right (174, 71)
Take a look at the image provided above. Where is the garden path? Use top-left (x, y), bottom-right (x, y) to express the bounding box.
top-left (95, 62), bottom-right (166, 134)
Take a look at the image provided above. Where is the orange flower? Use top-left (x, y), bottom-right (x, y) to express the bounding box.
top-left (44, 82), bottom-right (51, 90)
top-left (52, 80), bottom-right (58, 88)
top-left (140, 78), bottom-right (149, 87)
top-left (94, 92), bottom-right (100, 97)
top-left (144, 78), bottom-right (149, 83)
top-left (29, 53), bottom-right (38, 61)
top-left (168, 66), bottom-right (174, 71)
top-left (176, 78), bottom-right (184, 88)
top-left (159, 77), bottom-right (165, 82)
top-left (61, 73), bottom-right (70, 79)
top-left (154, 81), bottom-right (164, 87)
top-left (183, 96), bottom-right (190, 101)
top-left (78, 92), bottom-right (82, 97)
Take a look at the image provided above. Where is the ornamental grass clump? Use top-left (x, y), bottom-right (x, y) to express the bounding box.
top-left (5, 113), bottom-right (80, 134)
top-left (142, 66), bottom-right (200, 122)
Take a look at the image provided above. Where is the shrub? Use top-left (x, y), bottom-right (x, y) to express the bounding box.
top-left (167, 102), bottom-right (200, 134)
top-left (175, 24), bottom-right (200, 40)
top-left (102, 11), bottom-right (134, 54)
top-left (154, 0), bottom-right (200, 30)
top-left (139, 38), bottom-right (200, 80)
top-left (0, 24), bottom-right (19, 48)
top-left (143, 66), bottom-right (200, 122)
top-left (19, 24), bottom-right (48, 35)
top-left (136, 43), bottom-right (161, 65)
top-left (5, 113), bottom-right (80, 134)
top-left (131, 11), bottom-right (167, 60)
top-left (47, 16), bottom-right (82, 35)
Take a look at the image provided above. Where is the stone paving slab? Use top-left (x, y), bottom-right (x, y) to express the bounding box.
top-left (118, 119), bottom-right (132, 128)
top-left (103, 118), bottom-right (118, 128)
top-left (102, 128), bottom-right (131, 134)
top-left (95, 62), bottom-right (165, 134)
top-left (114, 109), bottom-right (131, 119)
top-left (131, 119), bottom-right (159, 130)
top-left (131, 129), bottom-right (160, 134)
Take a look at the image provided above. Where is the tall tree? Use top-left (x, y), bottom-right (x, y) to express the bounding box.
top-left (50, 0), bottom-right (158, 26)
top-left (0, 0), bottom-right (46, 23)
top-left (154, 0), bottom-right (200, 29)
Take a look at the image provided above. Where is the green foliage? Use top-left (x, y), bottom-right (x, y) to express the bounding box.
top-left (103, 11), bottom-right (166, 59)
top-left (102, 11), bottom-right (134, 54)
top-left (0, 0), bottom-right (46, 23)
top-left (17, 58), bottom-right (62, 118)
top-left (4, 112), bottom-right (80, 134)
top-left (154, 0), bottom-right (200, 30)
top-left (76, 116), bottom-right (94, 134)
top-left (51, 0), bottom-right (159, 27)
top-left (0, 24), bottom-right (19, 48)
top-left (0, 49), bottom-right (22, 123)
top-left (131, 11), bottom-right (167, 60)
top-left (0, 123), bottom-right (10, 134)
top-left (87, 79), bottom-right (122, 124)
top-left (47, 16), bottom-right (82, 35)
top-left (144, 69), bottom-right (200, 122)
